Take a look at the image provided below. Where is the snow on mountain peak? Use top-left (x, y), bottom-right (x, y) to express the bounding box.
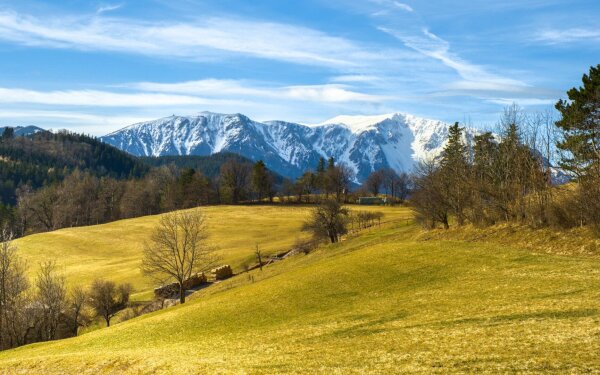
top-left (316, 113), bottom-right (403, 133)
top-left (101, 111), bottom-right (466, 182)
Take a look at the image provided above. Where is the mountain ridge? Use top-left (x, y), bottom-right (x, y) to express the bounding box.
top-left (100, 112), bottom-right (470, 182)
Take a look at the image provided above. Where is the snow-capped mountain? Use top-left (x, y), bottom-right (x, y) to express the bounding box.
top-left (100, 111), bottom-right (468, 182)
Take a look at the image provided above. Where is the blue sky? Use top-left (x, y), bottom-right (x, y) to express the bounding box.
top-left (0, 0), bottom-right (598, 135)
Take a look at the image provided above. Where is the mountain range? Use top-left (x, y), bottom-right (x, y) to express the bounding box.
top-left (100, 112), bottom-right (464, 182)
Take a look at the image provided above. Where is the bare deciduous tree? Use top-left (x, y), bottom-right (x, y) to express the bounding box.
top-left (67, 285), bottom-right (90, 336)
top-left (255, 244), bottom-right (263, 271)
top-left (35, 261), bottom-right (67, 341)
top-left (142, 210), bottom-right (216, 304)
top-left (302, 200), bottom-right (349, 243)
top-left (0, 228), bottom-right (29, 349)
top-left (89, 279), bottom-right (131, 327)
top-left (220, 160), bottom-right (252, 204)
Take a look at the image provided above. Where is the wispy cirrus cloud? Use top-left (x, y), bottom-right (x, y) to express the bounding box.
top-left (379, 27), bottom-right (526, 89)
top-left (370, 0), bottom-right (413, 13)
top-left (127, 79), bottom-right (384, 103)
top-left (0, 87), bottom-right (240, 107)
top-left (0, 10), bottom-right (395, 68)
top-left (533, 27), bottom-right (600, 44)
top-left (96, 3), bottom-right (123, 14)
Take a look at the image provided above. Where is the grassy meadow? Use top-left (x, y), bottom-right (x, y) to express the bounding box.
top-left (14, 204), bottom-right (408, 299)
top-left (1, 205), bottom-right (600, 373)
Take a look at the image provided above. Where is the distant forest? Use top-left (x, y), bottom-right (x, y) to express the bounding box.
top-left (0, 128), bottom-right (404, 237)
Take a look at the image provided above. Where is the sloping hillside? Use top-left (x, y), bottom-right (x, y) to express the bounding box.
top-left (2, 209), bottom-right (600, 373)
top-left (14, 205), bottom-right (406, 299)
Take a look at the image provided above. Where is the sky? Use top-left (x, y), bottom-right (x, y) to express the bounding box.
top-left (0, 0), bottom-right (598, 135)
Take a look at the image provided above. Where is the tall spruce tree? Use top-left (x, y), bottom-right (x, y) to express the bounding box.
top-left (555, 64), bottom-right (600, 232)
top-left (316, 157), bottom-right (326, 194)
top-left (251, 160), bottom-right (272, 202)
top-left (439, 122), bottom-right (470, 225)
top-left (555, 64), bottom-right (600, 177)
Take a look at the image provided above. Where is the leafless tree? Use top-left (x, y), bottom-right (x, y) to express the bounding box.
top-left (89, 279), bottom-right (131, 327)
top-left (327, 164), bottom-right (354, 203)
top-left (302, 200), bottom-right (349, 243)
top-left (35, 261), bottom-right (67, 341)
top-left (142, 210), bottom-right (216, 304)
top-left (220, 160), bottom-right (252, 204)
top-left (254, 244), bottom-right (263, 271)
top-left (0, 228), bottom-right (30, 349)
top-left (66, 285), bottom-right (90, 336)
top-left (411, 160), bottom-right (450, 229)
top-left (365, 170), bottom-right (384, 196)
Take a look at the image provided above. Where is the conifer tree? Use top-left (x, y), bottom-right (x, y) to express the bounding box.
top-left (439, 122), bottom-right (470, 225)
top-left (555, 64), bottom-right (600, 177)
top-left (555, 64), bottom-right (600, 232)
top-left (251, 160), bottom-right (272, 202)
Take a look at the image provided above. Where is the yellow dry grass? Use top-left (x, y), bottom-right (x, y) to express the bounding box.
top-left (3, 205), bottom-right (598, 373)
top-left (15, 204), bottom-right (407, 299)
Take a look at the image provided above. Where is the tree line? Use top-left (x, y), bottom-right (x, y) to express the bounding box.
top-left (412, 64), bottom-right (600, 234)
top-left (4, 148), bottom-right (410, 237)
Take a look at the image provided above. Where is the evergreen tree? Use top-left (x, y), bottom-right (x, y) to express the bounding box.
top-left (439, 122), bottom-right (470, 225)
top-left (1, 127), bottom-right (14, 140)
top-left (251, 160), bottom-right (272, 202)
top-left (316, 157), bottom-right (326, 194)
top-left (555, 64), bottom-right (600, 177)
top-left (316, 157), bottom-right (325, 174)
top-left (327, 157), bottom-right (335, 170)
top-left (471, 132), bottom-right (498, 224)
top-left (555, 64), bottom-right (600, 232)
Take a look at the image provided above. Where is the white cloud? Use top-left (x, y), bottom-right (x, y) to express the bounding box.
top-left (488, 98), bottom-right (556, 106)
top-left (0, 10), bottom-right (390, 68)
top-left (126, 79), bottom-right (270, 98)
top-left (534, 28), bottom-right (600, 44)
top-left (284, 85), bottom-right (383, 102)
top-left (392, 2), bottom-right (413, 12)
top-left (379, 27), bottom-right (529, 93)
top-left (330, 75), bottom-right (383, 84)
top-left (370, 0), bottom-right (413, 13)
top-left (0, 87), bottom-right (241, 107)
top-left (0, 110), bottom-right (152, 134)
top-left (97, 4), bottom-right (123, 14)
top-left (126, 79), bottom-right (383, 103)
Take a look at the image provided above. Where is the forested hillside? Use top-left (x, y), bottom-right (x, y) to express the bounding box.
top-left (0, 130), bottom-right (148, 205)
top-left (141, 152), bottom-right (281, 181)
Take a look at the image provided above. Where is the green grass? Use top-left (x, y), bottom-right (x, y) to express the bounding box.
top-left (3, 205), bottom-right (600, 373)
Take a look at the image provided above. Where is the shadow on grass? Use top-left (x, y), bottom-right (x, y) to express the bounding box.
top-left (407, 308), bottom-right (599, 329)
top-left (310, 311), bottom-right (410, 341)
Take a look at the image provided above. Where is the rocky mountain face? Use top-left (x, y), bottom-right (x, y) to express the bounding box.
top-left (100, 111), bottom-right (471, 182)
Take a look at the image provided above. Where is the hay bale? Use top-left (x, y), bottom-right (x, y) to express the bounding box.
top-left (211, 265), bottom-right (233, 280)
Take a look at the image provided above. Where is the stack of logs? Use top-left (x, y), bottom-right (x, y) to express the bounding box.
top-left (154, 272), bottom-right (207, 299)
top-left (211, 265), bottom-right (233, 280)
